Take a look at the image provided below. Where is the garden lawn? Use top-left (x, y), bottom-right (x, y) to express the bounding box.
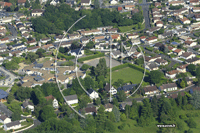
top-left (0, 87), bottom-right (9, 91)
top-left (110, 67), bottom-right (144, 84)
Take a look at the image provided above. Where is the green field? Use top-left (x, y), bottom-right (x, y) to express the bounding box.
top-left (110, 67), bottom-right (144, 84)
top-left (0, 87), bottom-right (9, 91)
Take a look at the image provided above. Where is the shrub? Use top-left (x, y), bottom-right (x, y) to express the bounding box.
top-left (118, 123), bottom-right (127, 130)
top-left (179, 114), bottom-right (187, 120)
top-left (186, 118), bottom-right (197, 128)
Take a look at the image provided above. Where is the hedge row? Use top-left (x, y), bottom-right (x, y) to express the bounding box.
top-left (78, 53), bottom-right (105, 63)
top-left (111, 63), bottom-right (150, 75)
top-left (58, 53), bottom-right (75, 60)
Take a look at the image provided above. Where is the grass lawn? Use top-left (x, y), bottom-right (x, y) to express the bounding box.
top-left (0, 87), bottom-right (9, 91)
top-left (108, 67), bottom-right (144, 84)
top-left (119, 25), bottom-right (135, 32)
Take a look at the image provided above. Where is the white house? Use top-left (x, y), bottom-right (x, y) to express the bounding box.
top-left (104, 103), bottom-right (113, 112)
top-left (45, 95), bottom-right (59, 108)
top-left (179, 18), bottom-right (191, 24)
top-left (65, 94), bottom-right (78, 105)
top-left (159, 83), bottom-right (177, 92)
top-left (179, 52), bottom-right (196, 60)
top-left (0, 115), bottom-right (11, 124)
top-left (165, 70), bottom-right (179, 79)
top-left (143, 86), bottom-right (159, 95)
top-left (68, 48), bottom-right (84, 57)
top-left (146, 36), bottom-right (158, 44)
top-left (104, 83), bottom-right (117, 95)
top-left (31, 9), bottom-right (43, 17)
top-left (88, 89), bottom-right (99, 99)
top-left (177, 64), bottom-right (189, 73)
top-left (4, 121), bottom-right (21, 131)
top-left (110, 0), bottom-right (118, 4)
top-left (81, 0), bottom-right (91, 6)
top-left (22, 100), bottom-right (34, 112)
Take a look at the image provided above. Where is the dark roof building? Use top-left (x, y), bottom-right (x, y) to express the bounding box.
top-left (0, 89), bottom-right (8, 100)
top-left (65, 94), bottom-right (78, 101)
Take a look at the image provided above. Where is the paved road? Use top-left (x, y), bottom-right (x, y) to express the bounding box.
top-left (140, 0), bottom-right (150, 29)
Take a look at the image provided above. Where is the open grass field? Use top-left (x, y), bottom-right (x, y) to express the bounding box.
top-left (109, 67), bottom-right (144, 84)
top-left (0, 87), bottom-right (9, 91)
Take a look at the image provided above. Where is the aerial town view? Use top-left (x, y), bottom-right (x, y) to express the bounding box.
top-left (0, 0), bottom-right (199, 132)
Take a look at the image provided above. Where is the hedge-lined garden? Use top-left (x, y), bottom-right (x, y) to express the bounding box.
top-left (77, 52), bottom-right (105, 63)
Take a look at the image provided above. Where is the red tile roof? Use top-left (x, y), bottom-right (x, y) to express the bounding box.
top-left (4, 2), bottom-right (12, 7)
top-left (118, 7), bottom-right (122, 11)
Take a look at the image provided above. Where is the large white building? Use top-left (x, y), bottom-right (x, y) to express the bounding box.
top-left (65, 94), bottom-right (78, 105)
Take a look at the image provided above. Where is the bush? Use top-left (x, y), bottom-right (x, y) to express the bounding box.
top-left (77, 52), bottom-right (104, 63)
top-left (186, 118), bottom-right (197, 128)
top-left (118, 123), bottom-right (127, 130)
top-left (179, 114), bottom-right (187, 120)
top-left (26, 118), bottom-right (33, 123)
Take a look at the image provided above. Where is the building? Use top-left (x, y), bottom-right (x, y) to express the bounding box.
top-left (119, 101), bottom-right (132, 110)
top-left (17, 0), bottom-right (26, 6)
top-left (0, 89), bottom-right (8, 103)
top-left (179, 52), bottom-right (196, 60)
top-left (177, 64), bottom-right (189, 73)
top-left (143, 86), bottom-right (159, 95)
top-left (4, 121), bottom-right (21, 131)
top-left (166, 70), bottom-right (179, 79)
top-left (117, 84), bottom-right (137, 94)
top-left (45, 95), bottom-right (59, 108)
top-left (104, 103), bottom-right (113, 112)
top-left (65, 94), bottom-right (78, 105)
top-left (22, 100), bottom-right (34, 112)
top-left (159, 83), bottom-right (177, 92)
top-left (186, 57), bottom-right (200, 65)
top-left (31, 9), bottom-right (44, 17)
top-left (88, 89), bottom-right (99, 99)
top-left (146, 36), bottom-right (158, 44)
top-left (179, 18), bottom-right (191, 24)
top-left (173, 49), bottom-right (184, 56)
top-left (104, 83), bottom-right (117, 95)
top-left (68, 48), bottom-right (84, 57)
top-left (84, 107), bottom-right (97, 115)
top-left (156, 21), bottom-right (163, 27)
top-left (81, 0), bottom-right (91, 6)
top-left (0, 115), bottom-right (11, 124)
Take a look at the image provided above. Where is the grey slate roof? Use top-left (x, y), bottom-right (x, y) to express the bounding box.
top-left (0, 115), bottom-right (7, 121)
top-left (118, 84), bottom-right (137, 91)
top-left (0, 89), bottom-right (8, 99)
top-left (5, 120), bottom-right (20, 128)
top-left (65, 94), bottom-right (78, 101)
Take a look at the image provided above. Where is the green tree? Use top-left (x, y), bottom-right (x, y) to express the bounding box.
top-left (151, 95), bottom-right (159, 117)
top-left (81, 64), bottom-right (90, 71)
top-left (112, 105), bottom-right (120, 122)
top-left (11, 111), bottom-right (21, 121)
top-left (95, 98), bottom-right (101, 105)
top-left (187, 64), bottom-right (196, 72)
top-left (7, 93), bottom-right (14, 104)
top-left (186, 118), bottom-right (197, 128)
top-left (149, 70), bottom-right (163, 84)
top-left (25, 0), bottom-right (30, 8)
top-left (120, 113), bottom-right (126, 122)
top-left (40, 105), bottom-right (56, 121)
top-left (180, 80), bottom-right (186, 88)
top-left (27, 52), bottom-right (39, 63)
top-left (117, 90), bottom-right (126, 102)
top-left (94, 0), bottom-right (100, 9)
top-left (105, 119), bottom-right (116, 132)
top-left (86, 41), bottom-right (94, 49)
top-left (95, 58), bottom-right (107, 77)
top-left (176, 92), bottom-right (182, 107)
top-left (190, 90), bottom-right (200, 109)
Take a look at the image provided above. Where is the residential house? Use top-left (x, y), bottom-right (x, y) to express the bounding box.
top-left (104, 103), bottom-right (113, 112)
top-left (22, 100), bottom-right (34, 112)
top-left (177, 64), bottom-right (189, 73)
top-left (17, 0), bottom-right (26, 6)
top-left (104, 83), bottom-right (117, 95)
top-left (123, 0), bottom-right (134, 3)
top-left (192, 7), bottom-right (200, 13)
top-left (42, 44), bottom-right (54, 50)
top-left (132, 52), bottom-right (142, 58)
top-left (140, 36), bottom-right (146, 42)
top-left (80, 29), bottom-right (101, 36)
top-left (0, 89), bottom-right (8, 103)
top-left (88, 89), bottom-right (99, 99)
top-left (22, 33), bottom-right (31, 39)
top-left (81, 0), bottom-right (91, 6)
top-left (168, 1), bottom-right (184, 6)
top-left (193, 14), bottom-right (200, 21)
top-left (65, 94), bottom-right (78, 105)
top-left (173, 49), bottom-right (184, 55)
top-left (4, 121), bottom-right (21, 131)
top-left (54, 35), bottom-right (68, 42)
top-left (143, 86), bottom-right (159, 95)
top-left (45, 95), bottom-right (59, 108)
top-left (159, 83), bottom-right (177, 92)
top-left (27, 39), bottom-right (37, 46)
top-left (12, 43), bottom-right (26, 50)
top-left (185, 41), bottom-right (197, 47)
top-left (179, 18), bottom-right (191, 24)
top-left (118, 7), bottom-right (122, 12)
top-left (111, 50), bottom-right (122, 59)
top-left (156, 21), bottom-right (163, 27)
top-left (84, 107), bottom-right (97, 115)
top-left (190, 0), bottom-right (199, 5)
top-left (93, 35), bottom-right (105, 42)
top-left (146, 62), bottom-right (159, 71)
top-left (68, 48), bottom-right (84, 57)
top-left (107, 28), bottom-right (118, 33)
top-left (26, 46), bottom-right (40, 53)
top-left (31, 9), bottom-right (44, 17)
top-left (117, 84), bottom-right (137, 94)
top-left (179, 52), bottom-right (196, 60)
top-left (152, 8), bottom-right (160, 14)
top-left (110, 0), bottom-right (118, 4)
top-left (124, 5), bottom-right (135, 10)
top-left (119, 101), bottom-right (132, 110)
top-left (67, 34), bottom-right (81, 40)
top-left (186, 57), bottom-right (200, 65)
top-left (127, 33), bottom-right (139, 39)
top-left (0, 115), bottom-right (11, 124)
top-left (111, 34), bottom-right (120, 41)
top-left (146, 36), bottom-right (158, 44)
top-left (0, 37), bottom-right (9, 44)
top-left (166, 70), bottom-right (179, 79)
top-left (40, 38), bottom-right (51, 44)
top-left (155, 2), bottom-right (161, 7)
top-left (155, 58), bottom-right (168, 66)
